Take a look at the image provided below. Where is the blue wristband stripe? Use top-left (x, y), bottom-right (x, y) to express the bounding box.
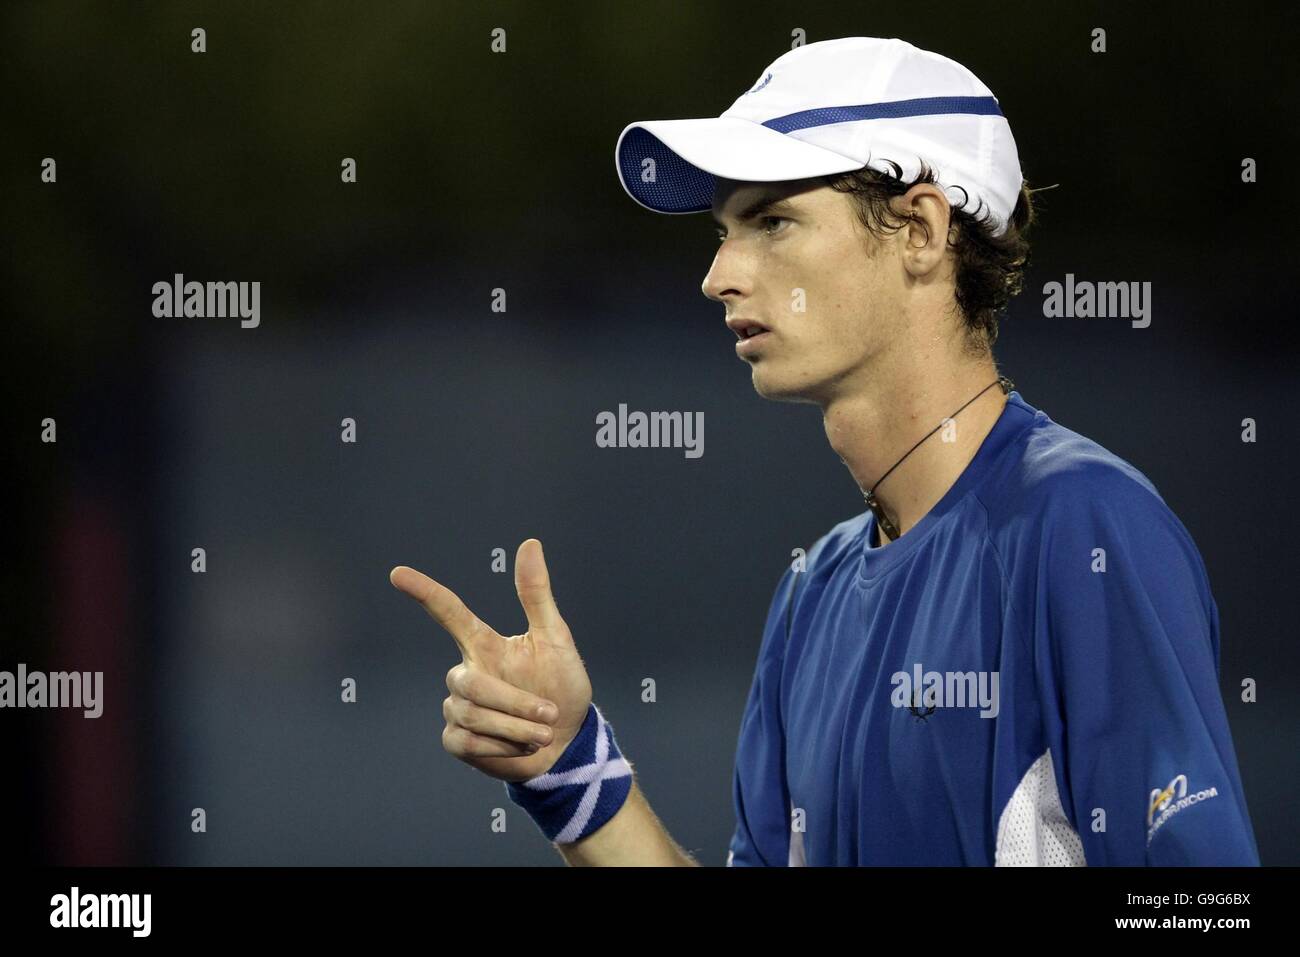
top-left (505, 703), bottom-right (633, 843)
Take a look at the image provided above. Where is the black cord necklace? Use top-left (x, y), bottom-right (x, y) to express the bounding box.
top-left (863, 375), bottom-right (1014, 543)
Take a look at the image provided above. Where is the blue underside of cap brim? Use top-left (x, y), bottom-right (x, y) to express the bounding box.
top-left (617, 127), bottom-right (716, 214)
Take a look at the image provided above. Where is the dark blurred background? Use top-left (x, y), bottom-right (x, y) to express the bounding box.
top-left (4, 1), bottom-right (1296, 865)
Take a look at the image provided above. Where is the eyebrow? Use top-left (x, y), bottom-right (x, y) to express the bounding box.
top-left (711, 192), bottom-right (796, 230)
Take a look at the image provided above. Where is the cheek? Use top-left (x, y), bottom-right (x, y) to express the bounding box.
top-left (806, 262), bottom-right (876, 336)
top-left (768, 230), bottom-right (877, 333)
top-left (809, 232), bottom-right (877, 307)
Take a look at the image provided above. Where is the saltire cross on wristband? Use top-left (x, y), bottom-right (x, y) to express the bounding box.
top-left (505, 702), bottom-right (633, 843)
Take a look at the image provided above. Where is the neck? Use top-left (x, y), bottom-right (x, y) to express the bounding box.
top-left (822, 360), bottom-right (1007, 544)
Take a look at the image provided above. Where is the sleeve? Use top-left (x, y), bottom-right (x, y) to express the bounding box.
top-left (726, 564), bottom-right (798, 867)
top-left (1033, 475), bottom-right (1260, 865)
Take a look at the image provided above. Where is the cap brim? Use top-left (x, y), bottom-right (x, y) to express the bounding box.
top-left (615, 117), bottom-right (864, 214)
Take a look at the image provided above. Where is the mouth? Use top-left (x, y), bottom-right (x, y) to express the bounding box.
top-left (734, 328), bottom-right (771, 357)
top-left (725, 317), bottom-right (773, 359)
top-left (728, 319), bottom-right (770, 340)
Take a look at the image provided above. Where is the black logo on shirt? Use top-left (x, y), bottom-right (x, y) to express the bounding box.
top-left (908, 689), bottom-right (936, 722)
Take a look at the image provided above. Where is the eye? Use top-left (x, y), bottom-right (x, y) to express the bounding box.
top-left (714, 216), bottom-right (790, 242)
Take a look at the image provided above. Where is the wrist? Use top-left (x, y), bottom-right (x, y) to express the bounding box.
top-left (504, 702), bottom-right (632, 844)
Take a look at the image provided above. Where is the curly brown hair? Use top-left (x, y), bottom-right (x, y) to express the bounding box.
top-left (824, 161), bottom-right (1039, 356)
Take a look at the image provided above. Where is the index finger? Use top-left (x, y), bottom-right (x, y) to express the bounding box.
top-left (390, 565), bottom-right (496, 659)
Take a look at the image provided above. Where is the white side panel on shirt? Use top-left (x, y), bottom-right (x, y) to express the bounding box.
top-left (723, 828), bottom-right (803, 866)
top-left (995, 748), bottom-right (1087, 866)
top-left (789, 803), bottom-right (806, 866)
top-left (732, 750), bottom-right (1083, 866)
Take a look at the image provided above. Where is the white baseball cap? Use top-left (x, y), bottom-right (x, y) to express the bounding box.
top-left (615, 37), bottom-right (1024, 235)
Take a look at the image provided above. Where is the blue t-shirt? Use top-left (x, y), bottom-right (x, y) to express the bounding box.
top-left (726, 390), bottom-right (1259, 866)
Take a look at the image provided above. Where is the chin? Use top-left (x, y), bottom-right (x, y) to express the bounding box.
top-left (750, 366), bottom-right (815, 404)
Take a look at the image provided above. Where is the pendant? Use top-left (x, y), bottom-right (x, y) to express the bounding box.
top-left (863, 489), bottom-right (901, 542)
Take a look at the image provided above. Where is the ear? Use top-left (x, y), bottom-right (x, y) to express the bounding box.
top-left (896, 183), bottom-right (952, 278)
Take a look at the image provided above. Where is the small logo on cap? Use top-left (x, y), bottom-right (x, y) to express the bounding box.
top-left (744, 71), bottom-right (773, 95)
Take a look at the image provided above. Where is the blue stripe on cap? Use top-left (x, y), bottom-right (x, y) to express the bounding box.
top-left (761, 95), bottom-right (1003, 134)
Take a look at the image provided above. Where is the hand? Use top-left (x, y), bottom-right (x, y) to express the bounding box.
top-left (389, 538), bottom-right (593, 783)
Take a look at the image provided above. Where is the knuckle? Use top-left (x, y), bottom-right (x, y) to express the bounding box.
top-left (456, 669), bottom-right (478, 701)
top-left (452, 726), bottom-right (476, 756)
top-left (446, 663), bottom-right (469, 695)
top-left (455, 699), bottom-right (482, 732)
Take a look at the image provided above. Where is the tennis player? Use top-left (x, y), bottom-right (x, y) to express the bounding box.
top-left (391, 37), bottom-right (1259, 866)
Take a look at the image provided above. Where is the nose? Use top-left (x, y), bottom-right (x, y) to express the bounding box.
top-left (700, 240), bottom-right (751, 304)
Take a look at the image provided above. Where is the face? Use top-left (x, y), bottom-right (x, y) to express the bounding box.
top-left (702, 177), bottom-right (910, 406)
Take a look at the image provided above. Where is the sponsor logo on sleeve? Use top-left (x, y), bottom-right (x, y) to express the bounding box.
top-left (1146, 773), bottom-right (1219, 845)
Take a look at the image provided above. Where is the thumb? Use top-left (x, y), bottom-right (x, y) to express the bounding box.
top-left (514, 538), bottom-right (567, 640)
